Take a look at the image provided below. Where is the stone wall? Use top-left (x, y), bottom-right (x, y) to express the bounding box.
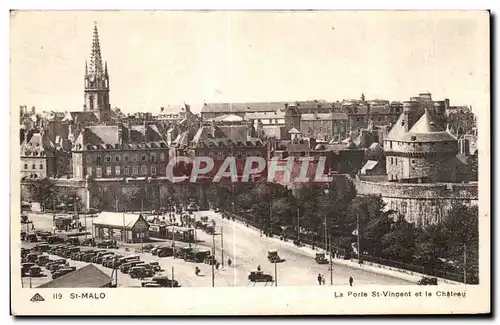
top-left (353, 176), bottom-right (478, 226)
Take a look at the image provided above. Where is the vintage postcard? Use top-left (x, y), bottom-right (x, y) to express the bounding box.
top-left (10, 10), bottom-right (490, 315)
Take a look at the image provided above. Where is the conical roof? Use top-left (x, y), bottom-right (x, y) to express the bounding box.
top-left (403, 109), bottom-right (456, 142)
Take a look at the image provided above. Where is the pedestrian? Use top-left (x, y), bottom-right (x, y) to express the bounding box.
top-left (321, 274), bottom-right (326, 285)
top-left (349, 276), bottom-right (353, 287)
top-left (317, 273), bottom-right (322, 285)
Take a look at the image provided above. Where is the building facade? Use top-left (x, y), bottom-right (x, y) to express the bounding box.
top-left (72, 124), bottom-right (170, 179)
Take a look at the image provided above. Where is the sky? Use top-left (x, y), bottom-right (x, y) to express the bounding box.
top-left (10, 11), bottom-right (489, 115)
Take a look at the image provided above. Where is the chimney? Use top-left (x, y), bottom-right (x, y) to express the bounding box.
top-left (459, 138), bottom-right (470, 156)
top-left (117, 123), bottom-right (123, 145)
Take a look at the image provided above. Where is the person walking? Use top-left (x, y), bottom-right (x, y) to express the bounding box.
top-left (349, 276), bottom-right (354, 287)
top-left (317, 274), bottom-right (322, 285)
top-left (321, 274), bottom-right (326, 285)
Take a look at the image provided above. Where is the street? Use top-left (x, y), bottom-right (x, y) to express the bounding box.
top-left (23, 210), bottom-right (414, 287)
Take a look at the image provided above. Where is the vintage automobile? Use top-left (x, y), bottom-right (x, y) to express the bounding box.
top-left (267, 249), bottom-right (284, 263)
top-left (184, 249), bottom-right (211, 263)
top-left (120, 260), bottom-right (144, 274)
top-left (26, 234), bottom-right (38, 243)
top-left (248, 271), bottom-right (273, 283)
top-left (21, 262), bottom-right (35, 276)
top-left (100, 240), bottom-right (119, 249)
top-left (141, 282), bottom-right (162, 288)
top-left (149, 261), bottom-right (161, 272)
top-left (26, 252), bottom-right (41, 263)
top-left (151, 246), bottom-right (163, 256)
top-left (417, 277), bottom-right (438, 285)
top-left (157, 247), bottom-right (174, 258)
top-left (47, 235), bottom-right (65, 245)
top-left (29, 266), bottom-right (42, 277)
top-left (52, 267), bottom-right (76, 279)
top-left (66, 237), bottom-right (80, 246)
top-left (315, 252), bottom-right (329, 264)
top-left (21, 248), bottom-right (30, 258)
top-left (205, 225), bottom-right (215, 235)
top-left (35, 254), bottom-right (50, 266)
top-left (92, 252), bottom-right (114, 264)
top-left (130, 266), bottom-right (154, 278)
top-left (150, 275), bottom-right (180, 288)
top-left (35, 231), bottom-right (52, 241)
top-left (174, 247), bottom-right (192, 259)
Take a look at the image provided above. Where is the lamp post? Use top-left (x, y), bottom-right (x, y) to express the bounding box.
top-left (220, 226), bottom-right (224, 268)
top-left (356, 212), bottom-right (361, 264)
top-left (212, 229), bottom-right (216, 287)
top-left (274, 261), bottom-right (278, 287)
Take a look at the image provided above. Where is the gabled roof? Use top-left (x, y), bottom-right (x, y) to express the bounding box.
top-left (62, 111), bottom-right (98, 123)
top-left (21, 132), bottom-right (55, 155)
top-left (93, 212), bottom-right (149, 230)
top-left (288, 127), bottom-right (301, 134)
top-left (37, 264), bottom-right (112, 288)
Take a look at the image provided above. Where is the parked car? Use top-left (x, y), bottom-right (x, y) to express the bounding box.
top-left (29, 266), bottom-right (42, 277)
top-left (52, 267), bottom-right (76, 279)
top-left (149, 261), bottom-right (161, 272)
top-left (21, 262), bottom-right (35, 276)
top-left (157, 247), bottom-right (174, 258)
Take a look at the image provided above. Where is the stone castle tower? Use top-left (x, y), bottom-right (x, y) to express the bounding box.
top-left (83, 23), bottom-right (111, 122)
top-left (384, 99), bottom-right (458, 183)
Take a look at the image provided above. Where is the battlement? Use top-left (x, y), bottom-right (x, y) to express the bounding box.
top-left (354, 176), bottom-right (478, 200)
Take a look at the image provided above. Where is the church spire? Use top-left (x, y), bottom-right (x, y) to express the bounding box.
top-left (88, 22), bottom-right (103, 75)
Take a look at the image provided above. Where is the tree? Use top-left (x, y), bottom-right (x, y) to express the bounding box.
top-left (122, 185), bottom-right (141, 211)
top-left (382, 216), bottom-right (417, 263)
top-left (27, 178), bottom-right (57, 212)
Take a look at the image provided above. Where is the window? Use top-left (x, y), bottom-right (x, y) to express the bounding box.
top-left (395, 159), bottom-right (397, 166)
top-left (24, 163), bottom-right (27, 170)
top-left (141, 154), bottom-right (147, 161)
top-left (87, 167), bottom-right (93, 176)
top-left (115, 166), bottom-right (121, 176)
top-left (106, 154), bottom-right (111, 163)
top-left (132, 154), bottom-right (138, 162)
top-left (356, 118), bottom-right (360, 122)
top-left (150, 153), bottom-right (156, 163)
top-left (124, 154), bottom-right (129, 162)
top-left (32, 164), bottom-right (36, 169)
top-left (389, 141), bottom-right (393, 149)
top-left (151, 165), bottom-right (156, 175)
top-left (160, 152), bottom-right (165, 161)
top-left (132, 166), bottom-right (139, 175)
top-left (115, 155), bottom-right (120, 162)
top-left (141, 165), bottom-right (147, 175)
top-left (96, 155), bottom-right (101, 165)
top-left (39, 164), bottom-right (43, 170)
top-left (124, 166), bottom-right (129, 176)
top-left (96, 167), bottom-right (102, 178)
top-left (106, 166), bottom-right (112, 176)
top-left (217, 151), bottom-right (224, 160)
top-left (86, 154), bottom-right (92, 163)
top-left (86, 145), bottom-right (92, 150)
top-left (412, 160), bottom-right (416, 164)
top-left (390, 157), bottom-right (393, 165)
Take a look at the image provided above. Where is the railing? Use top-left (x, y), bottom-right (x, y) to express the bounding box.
top-left (221, 208), bottom-right (474, 284)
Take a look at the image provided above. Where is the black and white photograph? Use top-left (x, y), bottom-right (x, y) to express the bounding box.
top-left (10, 10), bottom-right (490, 315)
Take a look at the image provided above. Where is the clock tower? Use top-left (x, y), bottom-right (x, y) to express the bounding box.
top-left (84, 22), bottom-right (111, 122)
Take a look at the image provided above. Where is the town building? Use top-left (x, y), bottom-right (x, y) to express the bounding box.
top-left (71, 123), bottom-right (170, 179)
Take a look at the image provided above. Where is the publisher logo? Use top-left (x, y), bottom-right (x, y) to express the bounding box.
top-left (30, 293), bottom-right (45, 302)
